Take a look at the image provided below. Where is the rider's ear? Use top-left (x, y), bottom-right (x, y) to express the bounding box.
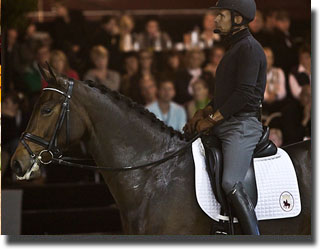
top-left (234, 15), bottom-right (243, 25)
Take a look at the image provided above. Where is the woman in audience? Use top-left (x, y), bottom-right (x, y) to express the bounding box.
top-left (262, 47), bottom-right (286, 114)
top-left (49, 50), bottom-right (79, 80)
top-left (186, 79), bottom-right (210, 119)
top-left (119, 14), bottom-right (136, 52)
top-left (174, 49), bottom-right (214, 104)
top-left (289, 45), bottom-right (311, 100)
top-left (84, 45), bottom-right (121, 91)
top-left (204, 45), bottom-right (225, 77)
top-left (120, 53), bottom-right (139, 96)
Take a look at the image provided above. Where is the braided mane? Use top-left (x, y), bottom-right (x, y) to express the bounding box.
top-left (82, 80), bottom-right (186, 141)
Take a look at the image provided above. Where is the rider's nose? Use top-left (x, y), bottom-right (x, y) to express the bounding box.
top-left (12, 160), bottom-right (24, 177)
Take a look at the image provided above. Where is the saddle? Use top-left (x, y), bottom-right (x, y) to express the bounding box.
top-left (201, 126), bottom-right (277, 212)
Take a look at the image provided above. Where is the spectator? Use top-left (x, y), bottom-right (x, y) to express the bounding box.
top-left (51, 0), bottom-right (86, 54)
top-left (120, 53), bottom-right (139, 96)
top-left (200, 11), bottom-right (221, 48)
top-left (84, 45), bottom-right (121, 91)
top-left (262, 47), bottom-right (286, 114)
top-left (119, 15), bottom-right (136, 52)
top-left (249, 10), bottom-right (265, 44)
top-left (289, 45), bottom-right (311, 100)
top-left (128, 50), bottom-right (158, 103)
top-left (91, 16), bottom-right (121, 71)
top-left (280, 85), bottom-right (311, 145)
top-left (186, 79), bottom-right (210, 119)
top-left (22, 44), bottom-right (51, 93)
top-left (160, 50), bottom-right (182, 81)
top-left (137, 19), bottom-right (172, 51)
top-left (3, 28), bottom-right (22, 91)
top-left (140, 77), bottom-right (158, 105)
top-left (49, 50), bottom-right (79, 80)
top-left (174, 49), bottom-right (214, 104)
top-left (147, 80), bottom-right (186, 131)
top-left (1, 92), bottom-right (29, 158)
top-left (204, 45), bottom-right (225, 78)
top-left (271, 11), bottom-right (297, 74)
top-left (263, 10), bottom-right (277, 34)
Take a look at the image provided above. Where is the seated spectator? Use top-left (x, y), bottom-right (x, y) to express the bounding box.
top-left (120, 52), bottom-right (139, 96)
top-left (262, 47), bottom-right (286, 114)
top-left (128, 50), bottom-right (158, 103)
top-left (91, 16), bottom-right (121, 71)
top-left (2, 92), bottom-right (29, 160)
top-left (174, 49), bottom-right (214, 104)
top-left (119, 14), bottom-right (136, 52)
top-left (140, 77), bottom-right (158, 105)
top-left (271, 11), bottom-right (297, 74)
top-left (280, 85), bottom-right (311, 145)
top-left (137, 19), bottom-right (172, 51)
top-left (289, 45), bottom-right (311, 100)
top-left (186, 79), bottom-right (210, 119)
top-left (49, 50), bottom-right (79, 80)
top-left (22, 44), bottom-right (51, 93)
top-left (3, 28), bottom-right (22, 91)
top-left (204, 45), bottom-right (225, 78)
top-left (147, 80), bottom-right (186, 131)
top-left (51, 0), bottom-right (86, 54)
top-left (160, 50), bottom-right (182, 81)
top-left (200, 11), bottom-right (221, 48)
top-left (84, 45), bottom-right (121, 91)
top-left (249, 10), bottom-right (266, 44)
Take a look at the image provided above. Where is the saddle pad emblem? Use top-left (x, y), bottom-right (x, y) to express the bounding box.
top-left (279, 191), bottom-right (294, 212)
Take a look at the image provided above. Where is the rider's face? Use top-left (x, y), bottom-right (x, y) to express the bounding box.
top-left (214, 9), bottom-right (232, 34)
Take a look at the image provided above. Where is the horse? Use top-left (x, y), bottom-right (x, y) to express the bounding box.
top-left (11, 66), bottom-right (311, 235)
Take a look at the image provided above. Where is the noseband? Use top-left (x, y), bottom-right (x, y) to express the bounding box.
top-left (20, 79), bottom-right (74, 165)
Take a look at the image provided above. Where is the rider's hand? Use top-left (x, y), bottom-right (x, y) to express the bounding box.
top-left (183, 105), bottom-right (214, 134)
top-left (196, 117), bottom-right (216, 133)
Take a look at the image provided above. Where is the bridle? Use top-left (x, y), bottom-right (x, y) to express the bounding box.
top-left (19, 78), bottom-right (203, 172)
top-left (20, 79), bottom-right (74, 165)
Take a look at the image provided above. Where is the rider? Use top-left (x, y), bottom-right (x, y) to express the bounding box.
top-left (184, 0), bottom-right (266, 235)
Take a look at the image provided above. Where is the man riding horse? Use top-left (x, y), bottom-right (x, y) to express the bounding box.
top-left (184, 0), bottom-right (266, 235)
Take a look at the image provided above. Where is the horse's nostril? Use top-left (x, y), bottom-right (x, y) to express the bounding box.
top-left (13, 160), bottom-right (24, 177)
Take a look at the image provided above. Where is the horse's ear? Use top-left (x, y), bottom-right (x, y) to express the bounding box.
top-left (38, 63), bottom-right (57, 86)
top-left (38, 62), bottom-right (68, 89)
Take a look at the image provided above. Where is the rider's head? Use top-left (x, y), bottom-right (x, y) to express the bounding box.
top-left (210, 0), bottom-right (256, 35)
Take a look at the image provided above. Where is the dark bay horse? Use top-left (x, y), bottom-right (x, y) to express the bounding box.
top-left (11, 67), bottom-right (311, 235)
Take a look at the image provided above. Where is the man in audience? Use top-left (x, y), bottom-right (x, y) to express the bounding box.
top-left (271, 11), bottom-right (297, 74)
top-left (140, 77), bottom-right (158, 105)
top-left (137, 19), bottom-right (172, 51)
top-left (200, 11), bottom-right (221, 48)
top-left (147, 80), bottom-right (186, 131)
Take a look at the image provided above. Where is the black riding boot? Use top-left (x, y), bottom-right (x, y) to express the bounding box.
top-left (227, 182), bottom-right (260, 235)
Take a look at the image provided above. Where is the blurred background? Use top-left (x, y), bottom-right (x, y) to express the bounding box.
top-left (1, 0), bottom-right (311, 235)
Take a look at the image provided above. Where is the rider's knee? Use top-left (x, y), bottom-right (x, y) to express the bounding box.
top-left (222, 178), bottom-right (235, 195)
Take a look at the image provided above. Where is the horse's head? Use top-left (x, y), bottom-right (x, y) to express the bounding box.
top-left (11, 64), bottom-right (87, 180)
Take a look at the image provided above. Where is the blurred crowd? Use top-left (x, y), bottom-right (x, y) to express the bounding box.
top-left (2, 1), bottom-right (311, 177)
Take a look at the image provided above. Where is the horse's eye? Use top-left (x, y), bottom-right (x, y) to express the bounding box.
top-left (41, 107), bottom-right (53, 115)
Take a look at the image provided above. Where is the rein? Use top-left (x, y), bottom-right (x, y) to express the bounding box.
top-left (20, 78), bottom-right (203, 172)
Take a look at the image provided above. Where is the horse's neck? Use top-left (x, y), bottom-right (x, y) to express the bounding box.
top-left (77, 85), bottom-right (187, 216)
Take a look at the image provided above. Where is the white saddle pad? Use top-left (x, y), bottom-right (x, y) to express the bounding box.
top-left (192, 138), bottom-right (301, 222)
